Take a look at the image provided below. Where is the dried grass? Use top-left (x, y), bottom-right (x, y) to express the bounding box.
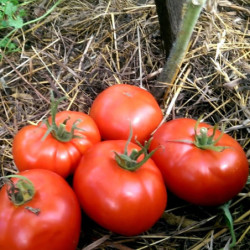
top-left (0, 0), bottom-right (249, 249)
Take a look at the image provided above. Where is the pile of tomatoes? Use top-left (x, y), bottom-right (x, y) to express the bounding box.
top-left (0, 84), bottom-right (248, 249)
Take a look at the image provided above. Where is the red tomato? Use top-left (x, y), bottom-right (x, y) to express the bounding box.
top-left (0, 169), bottom-right (81, 250)
top-left (89, 84), bottom-right (163, 143)
top-left (13, 111), bottom-right (101, 178)
top-left (73, 140), bottom-right (167, 236)
top-left (150, 118), bottom-right (249, 206)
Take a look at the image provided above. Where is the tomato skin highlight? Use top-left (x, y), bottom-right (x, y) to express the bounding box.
top-left (12, 111), bottom-right (101, 178)
top-left (150, 118), bottom-right (249, 206)
top-left (89, 84), bottom-right (163, 143)
top-left (0, 169), bottom-right (81, 250)
top-left (73, 140), bottom-right (167, 236)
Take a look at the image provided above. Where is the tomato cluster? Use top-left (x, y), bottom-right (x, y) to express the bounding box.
top-left (0, 84), bottom-right (248, 249)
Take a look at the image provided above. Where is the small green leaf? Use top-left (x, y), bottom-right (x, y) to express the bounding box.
top-left (219, 201), bottom-right (236, 248)
top-left (0, 37), bottom-right (11, 46)
top-left (19, 8), bottom-right (26, 17)
top-left (0, 0), bottom-right (9, 4)
top-left (0, 38), bottom-right (17, 51)
top-left (8, 15), bottom-right (23, 28)
top-left (0, 20), bottom-right (8, 28)
top-left (10, 0), bottom-right (19, 6)
top-left (5, 2), bottom-right (17, 17)
top-left (7, 42), bottom-right (17, 50)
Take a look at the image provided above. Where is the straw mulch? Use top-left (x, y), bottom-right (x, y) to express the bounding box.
top-left (0, 0), bottom-right (249, 249)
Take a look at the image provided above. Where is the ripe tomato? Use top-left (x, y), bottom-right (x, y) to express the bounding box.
top-left (150, 118), bottom-right (249, 206)
top-left (0, 169), bottom-right (81, 250)
top-left (89, 84), bottom-right (163, 143)
top-left (73, 140), bottom-right (167, 236)
top-left (13, 110), bottom-right (101, 178)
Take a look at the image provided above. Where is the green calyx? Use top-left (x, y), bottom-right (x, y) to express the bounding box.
top-left (115, 127), bottom-right (157, 171)
top-left (1, 175), bottom-right (35, 206)
top-left (167, 116), bottom-right (228, 152)
top-left (42, 91), bottom-right (83, 142)
top-left (193, 116), bottom-right (227, 152)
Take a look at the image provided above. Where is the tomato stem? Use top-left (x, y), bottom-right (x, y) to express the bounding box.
top-left (0, 175), bottom-right (35, 206)
top-left (166, 116), bottom-right (228, 152)
top-left (193, 116), bottom-right (227, 152)
top-left (115, 126), bottom-right (157, 171)
top-left (42, 91), bottom-right (84, 142)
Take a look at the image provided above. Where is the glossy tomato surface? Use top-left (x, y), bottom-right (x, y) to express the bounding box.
top-left (89, 84), bottom-right (163, 143)
top-left (13, 111), bottom-right (101, 178)
top-left (0, 169), bottom-right (81, 250)
top-left (150, 118), bottom-right (249, 206)
top-left (73, 140), bottom-right (167, 236)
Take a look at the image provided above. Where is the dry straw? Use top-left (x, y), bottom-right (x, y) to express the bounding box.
top-left (0, 0), bottom-right (249, 249)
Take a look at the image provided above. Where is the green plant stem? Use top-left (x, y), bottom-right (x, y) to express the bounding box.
top-left (23, 0), bottom-right (63, 26)
top-left (158, 0), bottom-right (207, 84)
